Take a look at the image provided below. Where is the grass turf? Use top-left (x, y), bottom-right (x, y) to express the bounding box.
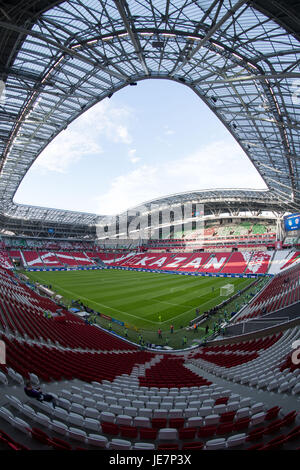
top-left (25, 268), bottom-right (253, 334)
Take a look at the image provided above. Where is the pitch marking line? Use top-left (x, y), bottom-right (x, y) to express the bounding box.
top-left (44, 281), bottom-right (159, 325)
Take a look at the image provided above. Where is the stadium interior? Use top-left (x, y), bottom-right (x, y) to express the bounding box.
top-left (0, 0), bottom-right (299, 453)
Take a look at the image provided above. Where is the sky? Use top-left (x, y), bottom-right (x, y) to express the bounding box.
top-left (14, 79), bottom-right (267, 216)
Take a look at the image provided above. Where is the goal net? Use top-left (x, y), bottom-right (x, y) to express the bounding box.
top-left (220, 284), bottom-right (234, 297)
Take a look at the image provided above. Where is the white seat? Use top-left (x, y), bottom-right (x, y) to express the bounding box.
top-left (205, 438), bottom-right (226, 450)
top-left (184, 408), bottom-right (198, 418)
top-left (96, 401), bottom-right (109, 411)
top-left (205, 414), bottom-right (220, 426)
top-left (68, 427), bottom-right (87, 443)
top-left (278, 382), bottom-right (290, 393)
top-left (187, 416), bottom-right (203, 427)
top-left (83, 397), bottom-right (96, 407)
top-left (214, 404), bottom-right (227, 414)
top-left (34, 412), bottom-right (51, 427)
top-left (123, 407), bottom-right (137, 417)
top-left (153, 409), bottom-right (168, 419)
top-left (236, 408), bottom-right (250, 420)
top-left (151, 397), bottom-right (161, 404)
top-left (68, 412), bottom-right (84, 427)
top-left (250, 412), bottom-right (266, 426)
top-left (133, 442), bottom-right (155, 450)
top-left (85, 407), bottom-right (99, 419)
top-left (0, 407), bottom-right (14, 422)
top-left (51, 419), bottom-right (68, 436)
top-left (87, 434), bottom-right (108, 448)
top-left (83, 418), bottom-right (100, 432)
top-left (239, 397), bottom-right (252, 407)
top-left (12, 372), bottom-right (24, 385)
top-left (109, 438), bottom-right (131, 450)
top-left (173, 403), bottom-right (185, 410)
top-left (203, 399), bottom-right (214, 406)
top-left (138, 408), bottom-right (153, 418)
top-left (5, 395), bottom-right (22, 411)
top-left (227, 433), bottom-right (246, 448)
top-left (116, 415), bottom-right (132, 426)
top-left (35, 400), bottom-right (53, 413)
top-left (100, 411), bottom-right (115, 423)
top-left (168, 409), bottom-right (182, 419)
top-left (133, 416), bottom-right (150, 428)
top-left (226, 401), bottom-right (239, 412)
top-left (0, 371), bottom-right (8, 385)
top-left (292, 382), bottom-right (300, 395)
top-left (199, 406), bottom-right (212, 417)
top-left (58, 398), bottom-right (71, 411)
top-left (60, 390), bottom-right (72, 400)
top-left (72, 394), bottom-right (83, 404)
top-left (11, 417), bottom-right (31, 434)
top-left (106, 396), bottom-right (118, 405)
top-left (132, 400), bottom-right (144, 409)
top-left (29, 373), bottom-right (39, 385)
top-left (109, 405), bottom-right (123, 415)
top-left (147, 402), bottom-right (158, 410)
top-left (70, 403), bottom-right (85, 415)
top-left (53, 407), bottom-right (69, 421)
top-left (22, 404), bottom-right (36, 420)
top-left (158, 428), bottom-right (178, 440)
top-left (119, 398), bottom-right (131, 407)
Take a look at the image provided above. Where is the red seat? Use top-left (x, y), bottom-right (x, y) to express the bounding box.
top-left (262, 435), bottom-right (287, 450)
top-left (246, 443), bottom-right (265, 450)
top-left (246, 427), bottom-right (265, 442)
top-left (265, 406), bottom-right (280, 420)
top-left (48, 437), bottom-right (72, 450)
top-left (216, 422), bottom-right (234, 435)
top-left (264, 419), bottom-right (282, 435)
top-left (152, 418), bottom-right (167, 429)
top-left (169, 418), bottom-right (185, 429)
top-left (215, 397), bottom-right (229, 406)
top-left (182, 441), bottom-right (204, 450)
top-left (120, 426), bottom-right (138, 438)
top-left (139, 428), bottom-right (157, 440)
top-left (284, 426), bottom-right (300, 442)
top-left (198, 425), bottom-right (217, 438)
top-left (178, 428), bottom-right (197, 440)
top-left (30, 427), bottom-right (50, 445)
top-left (157, 444), bottom-right (179, 450)
top-left (233, 418), bottom-right (250, 431)
top-left (281, 411), bottom-right (297, 426)
top-left (101, 422), bottom-right (119, 436)
top-left (220, 411), bottom-right (236, 423)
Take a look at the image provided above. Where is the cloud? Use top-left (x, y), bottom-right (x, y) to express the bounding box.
top-left (95, 139), bottom-right (267, 215)
top-left (128, 149), bottom-right (141, 164)
top-left (164, 126), bottom-right (175, 136)
top-left (33, 99), bottom-right (133, 173)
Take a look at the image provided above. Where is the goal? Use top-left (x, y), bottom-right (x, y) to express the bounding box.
top-left (220, 284), bottom-right (234, 297)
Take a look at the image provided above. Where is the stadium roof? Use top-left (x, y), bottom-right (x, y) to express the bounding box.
top-left (0, 0), bottom-right (300, 224)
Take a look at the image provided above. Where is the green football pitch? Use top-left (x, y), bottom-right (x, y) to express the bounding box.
top-left (25, 269), bottom-right (253, 331)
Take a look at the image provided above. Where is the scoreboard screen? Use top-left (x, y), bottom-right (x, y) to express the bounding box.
top-left (284, 213), bottom-right (300, 232)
